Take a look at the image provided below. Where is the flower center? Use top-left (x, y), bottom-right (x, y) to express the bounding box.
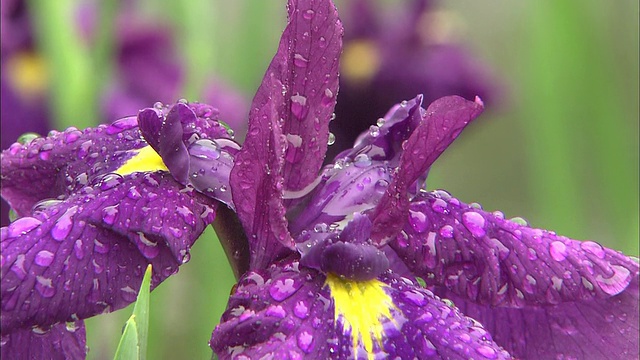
top-left (325, 274), bottom-right (396, 359)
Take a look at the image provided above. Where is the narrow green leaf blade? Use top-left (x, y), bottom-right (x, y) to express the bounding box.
top-left (114, 265), bottom-right (152, 360)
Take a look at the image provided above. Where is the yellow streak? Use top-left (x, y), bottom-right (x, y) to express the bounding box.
top-left (115, 146), bottom-right (168, 176)
top-left (341, 40), bottom-right (381, 84)
top-left (326, 274), bottom-right (395, 360)
top-left (6, 52), bottom-right (48, 100)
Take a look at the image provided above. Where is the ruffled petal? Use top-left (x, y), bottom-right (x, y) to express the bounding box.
top-left (1, 171), bottom-right (216, 333)
top-left (230, 0), bottom-right (343, 269)
top-left (138, 102), bottom-right (239, 208)
top-left (370, 96), bottom-right (484, 243)
top-left (390, 190), bottom-right (639, 359)
top-left (0, 321), bottom-right (86, 360)
top-left (210, 259), bottom-right (512, 359)
top-left (1, 117), bottom-right (146, 217)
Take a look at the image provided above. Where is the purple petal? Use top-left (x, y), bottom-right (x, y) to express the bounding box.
top-left (390, 190), bottom-right (639, 358)
top-left (0, 321), bottom-right (86, 359)
top-left (230, 0), bottom-right (343, 269)
top-left (1, 117), bottom-right (146, 218)
top-left (211, 258), bottom-right (511, 359)
top-left (277, 0), bottom-right (342, 191)
top-left (370, 96), bottom-right (484, 243)
top-left (1, 171), bottom-right (217, 333)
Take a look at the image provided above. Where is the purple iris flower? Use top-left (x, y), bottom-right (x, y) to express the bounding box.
top-left (328, 0), bottom-right (497, 159)
top-left (1, 1), bottom-right (638, 360)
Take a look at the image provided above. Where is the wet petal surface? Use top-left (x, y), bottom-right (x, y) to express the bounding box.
top-left (0, 321), bottom-right (86, 360)
top-left (390, 190), bottom-right (639, 358)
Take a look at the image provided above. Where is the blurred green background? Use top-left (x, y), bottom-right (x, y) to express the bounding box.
top-left (7, 0), bottom-right (639, 359)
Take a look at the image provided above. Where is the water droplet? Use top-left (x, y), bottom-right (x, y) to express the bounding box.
top-left (107, 116), bottom-right (138, 134)
top-left (462, 211), bottom-right (486, 237)
top-left (269, 278), bottom-right (298, 301)
top-left (369, 125), bottom-right (380, 137)
top-left (135, 232), bottom-right (159, 259)
top-left (294, 301), bottom-right (309, 319)
top-left (189, 139), bottom-right (220, 160)
top-left (35, 250), bottom-right (54, 267)
top-left (476, 345), bottom-right (497, 359)
top-left (439, 225), bottom-right (454, 238)
top-left (327, 132), bottom-right (335, 145)
top-left (51, 207), bottom-right (77, 241)
top-left (303, 9), bottom-right (315, 20)
top-left (120, 286), bottom-right (138, 302)
top-left (509, 217), bottom-right (528, 226)
top-left (549, 241), bottom-right (568, 261)
top-left (297, 331), bottom-right (314, 353)
top-left (127, 188), bottom-right (141, 200)
top-left (177, 98), bottom-right (188, 104)
top-left (94, 239), bottom-right (109, 254)
top-left (409, 209), bottom-right (429, 233)
top-left (153, 101), bottom-right (164, 109)
top-left (404, 290), bottom-right (426, 306)
top-left (581, 241), bottom-right (606, 259)
top-left (8, 217), bottom-right (42, 237)
top-left (374, 179), bottom-right (389, 193)
top-left (293, 53), bottom-right (309, 68)
top-left (35, 276), bottom-right (55, 298)
top-left (431, 198), bottom-right (448, 214)
top-left (353, 153), bottom-right (372, 168)
top-left (321, 88), bottom-right (334, 106)
top-left (290, 94), bottom-right (309, 119)
top-left (99, 173), bottom-right (124, 191)
top-left (102, 205), bottom-right (118, 225)
top-left (74, 239), bottom-right (85, 259)
top-left (595, 265), bottom-right (632, 296)
top-left (17, 132), bottom-right (39, 145)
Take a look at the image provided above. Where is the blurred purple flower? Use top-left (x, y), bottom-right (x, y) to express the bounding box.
top-left (0, 0), bottom-right (249, 227)
top-left (1, 1), bottom-right (638, 359)
top-left (328, 0), bottom-right (498, 160)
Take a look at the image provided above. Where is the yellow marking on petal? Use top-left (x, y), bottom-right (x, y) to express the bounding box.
top-left (115, 146), bottom-right (168, 176)
top-left (341, 40), bottom-right (380, 85)
top-left (6, 52), bottom-right (48, 100)
top-left (326, 274), bottom-right (396, 360)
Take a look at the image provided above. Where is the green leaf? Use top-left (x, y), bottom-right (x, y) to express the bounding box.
top-left (114, 265), bottom-right (152, 360)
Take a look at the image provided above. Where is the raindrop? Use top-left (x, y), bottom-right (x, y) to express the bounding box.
top-left (431, 198), bottom-right (448, 214)
top-left (376, 118), bottom-right (386, 127)
top-left (462, 211), bottom-right (486, 238)
top-left (409, 209), bottom-right (429, 233)
top-left (99, 173), bottom-right (124, 191)
top-left (549, 241), bottom-right (568, 261)
top-left (17, 132), bottom-right (39, 145)
top-left (353, 154), bottom-right (372, 168)
top-left (303, 9), bottom-right (315, 20)
top-left (102, 205), bottom-right (119, 225)
top-left (294, 301), bottom-right (309, 318)
top-left (439, 225), bottom-right (454, 238)
top-left (327, 133), bottom-right (335, 145)
top-left (293, 53), bottom-right (309, 68)
top-left (269, 278), bottom-right (298, 301)
top-left (509, 217), bottom-right (528, 226)
top-left (369, 125), bottom-right (380, 137)
top-left (35, 276), bottom-right (55, 298)
top-left (51, 207), bottom-right (77, 241)
top-left (290, 94), bottom-right (309, 119)
top-left (8, 217), bottom-right (42, 237)
top-left (188, 139), bottom-right (221, 160)
top-left (34, 250), bottom-right (54, 267)
top-left (374, 179), bottom-right (389, 193)
top-left (580, 241), bottom-right (606, 259)
top-left (153, 101), bottom-right (164, 109)
top-left (297, 331), bottom-right (314, 353)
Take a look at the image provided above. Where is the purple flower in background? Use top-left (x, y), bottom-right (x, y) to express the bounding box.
top-left (0, 0), bottom-right (249, 227)
top-left (1, 1), bottom-right (638, 360)
top-left (328, 0), bottom-right (497, 160)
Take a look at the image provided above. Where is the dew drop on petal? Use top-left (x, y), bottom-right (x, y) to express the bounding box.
top-left (431, 198), bottom-right (448, 214)
top-left (476, 345), bottom-right (497, 359)
top-left (327, 132), bottom-right (335, 145)
top-left (462, 211), bottom-right (486, 238)
top-left (269, 278), bottom-right (298, 301)
top-left (595, 265), bottom-right (632, 296)
top-left (120, 286), bottom-right (138, 302)
top-left (290, 94), bottom-right (309, 119)
top-left (303, 9), bottom-right (315, 19)
top-left (17, 132), bottom-right (39, 145)
top-left (297, 331), bottom-right (314, 353)
top-left (369, 125), bottom-right (380, 137)
top-left (293, 53), bottom-right (309, 67)
top-left (8, 217), bottom-right (42, 237)
top-left (321, 88), bottom-right (334, 106)
top-left (34, 250), bottom-right (54, 267)
top-left (102, 205), bottom-right (119, 225)
top-left (409, 209), bottom-right (429, 233)
top-left (549, 241), bottom-right (568, 261)
top-left (294, 301), bottom-right (309, 319)
top-left (35, 276), bottom-right (55, 298)
top-left (439, 225), bottom-right (454, 238)
top-left (51, 207), bottom-right (77, 241)
top-left (353, 154), bottom-right (371, 168)
top-left (99, 173), bottom-right (124, 191)
top-left (580, 241), bottom-right (606, 259)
